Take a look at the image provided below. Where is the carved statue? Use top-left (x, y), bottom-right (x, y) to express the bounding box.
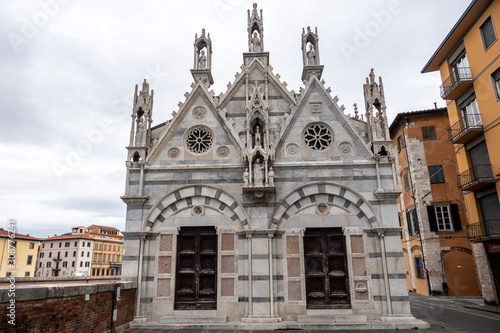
top-left (243, 168), bottom-right (249, 187)
top-left (268, 167), bottom-right (275, 187)
top-left (255, 127), bottom-right (261, 147)
top-left (306, 44), bottom-right (316, 65)
top-left (198, 50), bottom-right (207, 69)
top-left (253, 158), bottom-right (264, 187)
top-left (251, 32), bottom-right (261, 52)
top-left (135, 118), bottom-right (144, 146)
top-left (369, 68), bottom-right (375, 85)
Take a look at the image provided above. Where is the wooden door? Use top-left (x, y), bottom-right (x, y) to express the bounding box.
top-left (174, 227), bottom-right (217, 310)
top-left (303, 228), bottom-right (350, 309)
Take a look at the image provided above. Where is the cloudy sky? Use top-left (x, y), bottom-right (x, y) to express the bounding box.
top-left (1, 0), bottom-right (472, 238)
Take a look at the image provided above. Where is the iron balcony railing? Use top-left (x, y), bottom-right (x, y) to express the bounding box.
top-left (448, 113), bottom-right (482, 143)
top-left (457, 164), bottom-right (494, 191)
top-left (440, 67), bottom-right (473, 99)
top-left (467, 219), bottom-right (500, 241)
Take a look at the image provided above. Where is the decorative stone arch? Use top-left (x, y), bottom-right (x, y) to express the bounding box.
top-left (411, 245), bottom-right (422, 253)
top-left (269, 181), bottom-right (382, 229)
top-left (143, 185), bottom-right (250, 231)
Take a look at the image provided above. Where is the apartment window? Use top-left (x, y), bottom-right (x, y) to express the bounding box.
top-left (480, 16), bottom-right (497, 50)
top-left (40, 252), bottom-right (44, 258)
top-left (6, 272), bottom-right (12, 277)
top-left (73, 251), bottom-right (76, 257)
top-left (396, 134), bottom-right (406, 153)
top-left (87, 252), bottom-right (90, 257)
top-left (27, 255), bottom-right (33, 265)
top-left (59, 242), bottom-right (62, 248)
top-left (94, 253), bottom-right (97, 261)
top-left (98, 254), bottom-right (102, 262)
top-left (85, 262), bottom-right (90, 267)
top-left (74, 242), bottom-right (77, 247)
top-left (113, 245), bottom-right (116, 252)
top-left (492, 67), bottom-right (500, 100)
top-left (104, 244), bottom-right (107, 251)
top-left (63, 261), bottom-right (68, 268)
top-left (460, 95), bottom-right (482, 127)
top-left (95, 243), bottom-right (98, 250)
top-left (50, 243), bottom-right (53, 248)
top-left (112, 254), bottom-right (116, 262)
top-left (103, 255), bottom-right (106, 263)
top-left (65, 251), bottom-right (68, 257)
top-left (415, 257), bottom-right (424, 279)
top-left (47, 262), bottom-right (51, 268)
top-left (25, 272), bottom-right (30, 277)
top-left (42, 243), bottom-right (45, 248)
top-left (427, 204), bottom-right (461, 232)
top-left (108, 254), bottom-right (111, 262)
top-left (403, 173), bottom-right (410, 191)
top-left (80, 261), bottom-right (83, 267)
top-left (65, 242), bottom-right (70, 247)
top-left (49, 252), bottom-right (52, 258)
top-left (72, 261), bottom-right (75, 268)
top-left (29, 242), bottom-right (35, 249)
top-left (422, 126), bottom-right (436, 141)
top-left (428, 165), bottom-right (445, 184)
top-left (39, 262), bottom-right (42, 268)
top-left (406, 209), bottom-right (419, 236)
top-left (99, 244), bottom-right (103, 250)
top-left (81, 251), bottom-right (84, 256)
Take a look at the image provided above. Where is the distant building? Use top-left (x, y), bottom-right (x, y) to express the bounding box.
top-left (390, 108), bottom-right (480, 297)
top-left (36, 227), bottom-right (94, 277)
top-left (87, 225), bottom-right (124, 276)
top-left (422, 0), bottom-right (500, 304)
top-left (0, 228), bottom-right (40, 278)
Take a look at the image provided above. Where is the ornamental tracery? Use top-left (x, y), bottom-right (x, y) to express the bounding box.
top-left (303, 123), bottom-right (333, 151)
top-left (185, 126), bottom-right (214, 154)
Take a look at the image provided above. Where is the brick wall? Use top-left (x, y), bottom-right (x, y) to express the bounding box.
top-left (0, 282), bottom-right (136, 333)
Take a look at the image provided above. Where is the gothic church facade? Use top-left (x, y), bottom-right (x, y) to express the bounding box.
top-left (121, 4), bottom-right (426, 329)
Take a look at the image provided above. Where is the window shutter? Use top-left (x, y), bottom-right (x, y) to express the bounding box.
top-left (450, 204), bottom-right (462, 231)
top-left (427, 206), bottom-right (438, 231)
top-left (406, 211), bottom-right (413, 236)
top-left (412, 210), bottom-right (420, 234)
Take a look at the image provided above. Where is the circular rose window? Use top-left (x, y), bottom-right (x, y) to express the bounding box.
top-left (303, 123), bottom-right (333, 150)
top-left (185, 126), bottom-right (214, 154)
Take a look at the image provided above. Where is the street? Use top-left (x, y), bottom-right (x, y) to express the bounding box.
top-left (125, 293), bottom-right (500, 332)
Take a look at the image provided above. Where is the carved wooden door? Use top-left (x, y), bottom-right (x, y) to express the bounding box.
top-left (303, 228), bottom-right (350, 308)
top-left (174, 227), bottom-right (217, 310)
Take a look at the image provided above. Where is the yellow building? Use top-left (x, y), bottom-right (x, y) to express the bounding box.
top-left (87, 225), bottom-right (124, 276)
top-left (422, 0), bottom-right (500, 304)
top-left (0, 227), bottom-right (40, 278)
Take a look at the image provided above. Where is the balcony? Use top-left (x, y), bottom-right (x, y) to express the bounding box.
top-left (448, 114), bottom-right (483, 144)
top-left (457, 164), bottom-right (495, 191)
top-left (467, 220), bottom-right (500, 241)
top-left (440, 67), bottom-right (473, 100)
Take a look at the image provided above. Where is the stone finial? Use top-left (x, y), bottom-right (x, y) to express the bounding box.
top-left (247, 3), bottom-right (264, 52)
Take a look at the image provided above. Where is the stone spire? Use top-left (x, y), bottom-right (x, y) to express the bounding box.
top-left (363, 69), bottom-right (391, 156)
top-left (301, 26), bottom-right (324, 82)
top-left (127, 79), bottom-right (154, 162)
top-left (248, 3), bottom-right (264, 52)
top-left (191, 28), bottom-right (214, 86)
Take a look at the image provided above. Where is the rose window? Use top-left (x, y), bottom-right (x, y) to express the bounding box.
top-left (303, 123), bottom-right (333, 150)
top-left (185, 126), bottom-right (214, 154)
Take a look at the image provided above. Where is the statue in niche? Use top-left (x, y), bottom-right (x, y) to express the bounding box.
top-left (375, 117), bottom-right (383, 139)
top-left (243, 168), bottom-right (249, 187)
top-left (268, 167), bottom-right (275, 187)
top-left (198, 49), bottom-right (207, 69)
top-left (135, 118), bottom-right (144, 146)
top-left (253, 158), bottom-right (264, 187)
top-left (369, 68), bottom-right (375, 85)
top-left (254, 127), bottom-right (262, 147)
top-left (306, 44), bottom-right (316, 65)
top-left (251, 32), bottom-right (261, 52)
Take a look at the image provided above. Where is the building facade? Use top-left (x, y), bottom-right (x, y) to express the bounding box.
top-left (390, 108), bottom-right (480, 297)
top-left (422, 0), bottom-right (500, 304)
top-left (0, 227), bottom-right (40, 278)
top-left (36, 227), bottom-right (94, 277)
top-left (121, 4), bottom-right (426, 329)
top-left (88, 225), bottom-right (124, 276)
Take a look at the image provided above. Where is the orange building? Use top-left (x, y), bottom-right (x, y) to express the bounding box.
top-left (87, 225), bottom-right (123, 276)
top-left (390, 108), bottom-right (480, 297)
top-left (422, 0), bottom-right (500, 304)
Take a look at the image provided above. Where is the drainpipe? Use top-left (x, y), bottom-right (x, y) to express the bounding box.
top-left (135, 234), bottom-right (146, 318)
top-left (377, 229), bottom-right (393, 315)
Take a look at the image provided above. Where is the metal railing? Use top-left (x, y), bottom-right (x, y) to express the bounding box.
top-left (440, 67), bottom-right (473, 99)
top-left (457, 164), bottom-right (494, 190)
top-left (467, 219), bottom-right (500, 241)
top-left (448, 113), bottom-right (482, 142)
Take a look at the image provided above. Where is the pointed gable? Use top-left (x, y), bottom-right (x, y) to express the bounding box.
top-left (277, 77), bottom-right (373, 160)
